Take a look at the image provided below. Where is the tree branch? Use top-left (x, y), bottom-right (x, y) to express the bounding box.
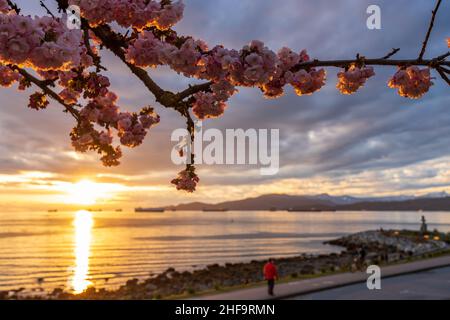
top-left (6, 0), bottom-right (20, 14)
top-left (89, 24), bottom-right (182, 109)
top-left (436, 51), bottom-right (450, 61)
top-left (39, 0), bottom-right (55, 18)
top-left (293, 57), bottom-right (450, 71)
top-left (436, 66), bottom-right (450, 86)
top-left (11, 66), bottom-right (80, 120)
top-left (81, 22), bottom-right (106, 72)
top-left (175, 81), bottom-right (212, 102)
top-left (380, 48), bottom-right (400, 60)
top-left (418, 0), bottom-right (442, 61)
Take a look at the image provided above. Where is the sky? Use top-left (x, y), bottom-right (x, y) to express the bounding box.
top-left (0, 0), bottom-right (449, 210)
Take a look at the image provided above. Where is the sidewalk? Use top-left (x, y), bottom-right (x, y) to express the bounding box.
top-left (194, 255), bottom-right (450, 300)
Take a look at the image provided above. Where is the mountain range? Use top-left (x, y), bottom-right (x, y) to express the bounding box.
top-left (163, 192), bottom-right (450, 211)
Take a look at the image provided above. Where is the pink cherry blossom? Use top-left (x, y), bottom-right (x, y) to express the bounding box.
top-left (192, 92), bottom-right (227, 120)
top-left (0, 0), bottom-right (9, 13)
top-left (69, 0), bottom-right (185, 30)
top-left (171, 168), bottom-right (199, 192)
top-left (337, 65), bottom-right (375, 95)
top-left (98, 130), bottom-right (113, 146)
top-left (289, 68), bottom-right (326, 96)
top-left (28, 92), bottom-right (49, 110)
top-left (0, 13), bottom-right (82, 70)
top-left (72, 133), bottom-right (94, 152)
top-left (0, 66), bottom-right (21, 87)
top-left (388, 66), bottom-right (433, 99)
top-left (139, 111), bottom-right (160, 129)
top-left (100, 146), bottom-right (122, 167)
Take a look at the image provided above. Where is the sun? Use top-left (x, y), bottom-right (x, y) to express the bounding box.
top-left (65, 179), bottom-right (111, 205)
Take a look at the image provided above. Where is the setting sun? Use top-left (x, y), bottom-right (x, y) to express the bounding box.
top-left (63, 180), bottom-right (119, 205)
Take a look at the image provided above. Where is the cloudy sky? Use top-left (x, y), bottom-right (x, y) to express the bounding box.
top-left (1, 0), bottom-right (449, 210)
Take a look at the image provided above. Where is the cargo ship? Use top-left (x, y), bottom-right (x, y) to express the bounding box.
top-left (135, 207), bottom-right (165, 213)
top-left (202, 208), bottom-right (229, 212)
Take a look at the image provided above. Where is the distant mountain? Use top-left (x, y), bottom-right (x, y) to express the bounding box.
top-left (419, 191), bottom-right (450, 199)
top-left (307, 194), bottom-right (362, 205)
top-left (166, 194), bottom-right (335, 211)
top-left (163, 192), bottom-right (450, 212)
top-left (335, 197), bottom-right (450, 211)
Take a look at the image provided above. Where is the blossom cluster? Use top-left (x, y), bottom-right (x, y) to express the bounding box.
top-left (55, 69), bottom-right (161, 165)
top-left (77, 90), bottom-right (160, 150)
top-left (171, 167), bottom-right (199, 192)
top-left (126, 35), bottom-right (329, 116)
top-left (68, 0), bottom-right (184, 30)
top-left (117, 109), bottom-right (160, 147)
top-left (0, 12), bottom-right (83, 70)
top-left (28, 92), bottom-right (49, 110)
top-left (0, 66), bottom-right (21, 87)
top-left (192, 80), bottom-right (237, 119)
top-left (388, 66), bottom-right (433, 99)
top-left (336, 65), bottom-right (375, 95)
top-left (0, 0), bottom-right (8, 13)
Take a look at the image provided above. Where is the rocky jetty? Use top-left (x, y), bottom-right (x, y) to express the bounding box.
top-left (2, 229), bottom-right (449, 300)
top-left (327, 230), bottom-right (449, 257)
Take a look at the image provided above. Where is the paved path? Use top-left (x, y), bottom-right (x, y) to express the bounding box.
top-left (290, 265), bottom-right (450, 300)
top-left (195, 255), bottom-right (450, 300)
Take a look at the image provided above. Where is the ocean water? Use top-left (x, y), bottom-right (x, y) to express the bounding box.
top-left (1, 210), bottom-right (450, 293)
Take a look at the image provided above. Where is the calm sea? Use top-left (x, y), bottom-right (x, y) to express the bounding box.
top-left (1, 210), bottom-right (450, 293)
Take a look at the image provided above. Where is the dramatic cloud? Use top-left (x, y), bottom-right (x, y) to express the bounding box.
top-left (0, 0), bottom-right (449, 208)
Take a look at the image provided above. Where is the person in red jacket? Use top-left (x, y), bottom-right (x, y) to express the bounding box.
top-left (263, 258), bottom-right (278, 296)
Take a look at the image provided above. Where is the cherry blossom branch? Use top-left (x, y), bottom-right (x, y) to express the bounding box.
top-left (293, 56), bottom-right (450, 70)
top-left (89, 24), bottom-right (179, 107)
top-left (175, 81), bottom-right (212, 102)
top-left (54, 0), bottom-right (177, 108)
top-left (81, 22), bottom-right (106, 72)
top-left (11, 66), bottom-right (81, 120)
top-left (418, 0), bottom-right (442, 61)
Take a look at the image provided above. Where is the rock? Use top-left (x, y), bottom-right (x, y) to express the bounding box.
top-left (126, 279), bottom-right (139, 287)
top-left (51, 288), bottom-right (64, 296)
top-left (300, 264), bottom-right (315, 275)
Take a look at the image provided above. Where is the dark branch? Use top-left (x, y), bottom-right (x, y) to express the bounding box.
top-left (381, 48), bottom-right (400, 60)
top-left (436, 67), bottom-right (450, 86)
top-left (293, 58), bottom-right (450, 71)
top-left (82, 22), bottom-right (107, 72)
top-left (40, 1), bottom-right (55, 18)
top-left (436, 51), bottom-right (450, 61)
top-left (89, 24), bottom-right (176, 108)
top-left (11, 66), bottom-right (80, 120)
top-left (6, 0), bottom-right (20, 13)
top-left (418, 0), bottom-right (442, 61)
top-left (176, 81), bottom-right (212, 101)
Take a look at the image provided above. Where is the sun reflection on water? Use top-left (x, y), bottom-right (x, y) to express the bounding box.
top-left (72, 210), bottom-right (93, 293)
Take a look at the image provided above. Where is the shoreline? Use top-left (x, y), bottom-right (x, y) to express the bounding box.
top-left (2, 229), bottom-right (449, 300)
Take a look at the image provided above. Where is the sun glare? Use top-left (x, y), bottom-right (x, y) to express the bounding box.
top-left (72, 210), bottom-right (93, 293)
top-left (65, 179), bottom-right (116, 205)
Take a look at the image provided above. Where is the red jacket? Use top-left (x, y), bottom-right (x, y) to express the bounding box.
top-left (263, 262), bottom-right (278, 280)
